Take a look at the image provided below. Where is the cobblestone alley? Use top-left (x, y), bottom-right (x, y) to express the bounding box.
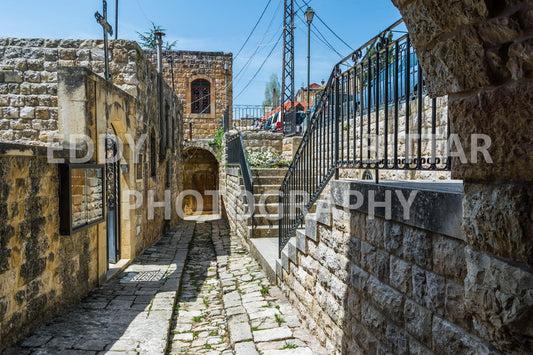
top-left (4, 216), bottom-right (324, 354)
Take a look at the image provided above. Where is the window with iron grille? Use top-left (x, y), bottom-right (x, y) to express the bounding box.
top-left (191, 79), bottom-right (211, 114)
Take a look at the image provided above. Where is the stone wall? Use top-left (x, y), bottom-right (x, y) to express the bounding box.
top-left (282, 136), bottom-right (302, 161)
top-left (0, 38), bottom-right (184, 146)
top-left (0, 144), bottom-right (100, 348)
top-left (392, 1), bottom-right (533, 353)
top-left (223, 167), bottom-right (250, 242)
top-left (0, 38), bottom-right (185, 350)
top-left (277, 180), bottom-right (501, 354)
top-left (241, 131), bottom-right (283, 155)
top-left (145, 50), bottom-right (233, 139)
top-left (56, 64), bottom-right (184, 260)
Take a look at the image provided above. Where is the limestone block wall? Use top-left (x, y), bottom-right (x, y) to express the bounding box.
top-left (0, 40), bottom-right (186, 349)
top-left (282, 136), bottom-right (302, 161)
top-left (0, 38), bottom-right (183, 147)
top-left (242, 131), bottom-right (283, 155)
top-left (277, 180), bottom-right (503, 354)
top-left (56, 66), bottom-right (184, 259)
top-left (0, 144), bottom-right (99, 349)
top-left (324, 95), bottom-right (451, 182)
top-left (223, 167), bottom-right (249, 242)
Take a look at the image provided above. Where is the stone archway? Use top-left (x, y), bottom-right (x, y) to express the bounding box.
top-left (182, 147), bottom-right (219, 215)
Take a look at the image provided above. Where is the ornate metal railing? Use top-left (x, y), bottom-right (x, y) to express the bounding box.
top-left (279, 19), bottom-right (451, 255)
top-left (227, 132), bottom-right (255, 224)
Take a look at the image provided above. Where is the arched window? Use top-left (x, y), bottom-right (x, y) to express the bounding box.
top-left (191, 79), bottom-right (211, 114)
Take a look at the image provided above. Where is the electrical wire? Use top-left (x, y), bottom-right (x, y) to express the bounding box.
top-left (234, 0), bottom-right (274, 60)
top-left (295, 12), bottom-right (344, 59)
top-left (177, 0), bottom-right (283, 110)
top-left (235, 32), bottom-right (283, 100)
top-left (297, 0), bottom-right (354, 51)
top-left (233, 0), bottom-right (283, 86)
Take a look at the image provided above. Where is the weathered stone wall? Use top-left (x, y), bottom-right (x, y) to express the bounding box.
top-left (0, 38), bottom-right (186, 350)
top-left (282, 136), bottom-right (302, 161)
top-left (392, 1), bottom-right (533, 353)
top-left (0, 144), bottom-right (99, 349)
top-left (56, 64), bottom-right (184, 260)
top-left (0, 38), bottom-right (183, 146)
top-left (277, 180), bottom-right (500, 354)
top-left (223, 167), bottom-right (250, 242)
top-left (241, 131), bottom-right (283, 155)
top-left (145, 50), bottom-right (233, 139)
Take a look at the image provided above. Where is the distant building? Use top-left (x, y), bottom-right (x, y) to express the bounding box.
top-left (295, 82), bottom-right (324, 108)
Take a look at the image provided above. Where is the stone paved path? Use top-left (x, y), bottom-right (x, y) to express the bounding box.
top-left (4, 220), bottom-right (195, 354)
top-left (168, 217), bottom-right (325, 355)
top-left (4, 216), bottom-right (324, 354)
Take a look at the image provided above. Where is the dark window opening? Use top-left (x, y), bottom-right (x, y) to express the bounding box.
top-left (191, 79), bottom-right (211, 114)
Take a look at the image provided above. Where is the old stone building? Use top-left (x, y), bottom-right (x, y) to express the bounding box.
top-left (0, 38), bottom-right (186, 348)
top-left (145, 50), bottom-right (233, 139)
top-left (295, 82), bottom-right (324, 107)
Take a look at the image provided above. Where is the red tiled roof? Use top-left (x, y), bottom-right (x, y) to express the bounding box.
top-left (261, 102), bottom-right (309, 121)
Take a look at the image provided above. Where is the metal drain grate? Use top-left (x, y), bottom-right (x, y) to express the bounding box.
top-left (121, 270), bottom-right (166, 282)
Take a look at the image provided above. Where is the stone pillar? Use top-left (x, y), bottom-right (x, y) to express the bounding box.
top-left (392, 0), bottom-right (533, 353)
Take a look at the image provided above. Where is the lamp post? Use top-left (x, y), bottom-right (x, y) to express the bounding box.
top-left (154, 31), bottom-right (165, 73)
top-left (304, 7), bottom-right (315, 133)
top-left (154, 31), bottom-right (166, 152)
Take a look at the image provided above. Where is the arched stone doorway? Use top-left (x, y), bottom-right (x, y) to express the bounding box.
top-left (182, 147), bottom-right (219, 215)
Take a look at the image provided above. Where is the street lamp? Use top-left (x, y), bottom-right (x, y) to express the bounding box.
top-left (154, 31), bottom-right (166, 73)
top-left (305, 7), bottom-right (314, 133)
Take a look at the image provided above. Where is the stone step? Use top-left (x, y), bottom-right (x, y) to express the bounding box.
top-left (253, 203), bottom-right (316, 215)
top-left (254, 203), bottom-right (278, 214)
top-left (253, 176), bottom-right (285, 186)
top-left (248, 214), bottom-right (278, 227)
top-left (254, 193), bottom-right (278, 204)
top-left (249, 225), bottom-right (279, 238)
top-left (254, 184), bottom-right (281, 194)
top-left (249, 238), bottom-right (279, 284)
top-left (295, 229), bottom-right (307, 255)
top-left (251, 168), bottom-right (287, 177)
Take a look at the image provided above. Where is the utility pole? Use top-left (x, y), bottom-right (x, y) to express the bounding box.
top-left (281, 0), bottom-right (295, 134)
top-left (95, 0), bottom-right (113, 81)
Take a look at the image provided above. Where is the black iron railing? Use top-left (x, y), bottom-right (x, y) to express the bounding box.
top-left (279, 19), bottom-right (451, 255)
top-left (227, 132), bottom-right (255, 224)
top-left (231, 105), bottom-right (266, 131)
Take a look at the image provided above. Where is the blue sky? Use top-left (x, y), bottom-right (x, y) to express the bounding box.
top-left (0, 0), bottom-right (402, 106)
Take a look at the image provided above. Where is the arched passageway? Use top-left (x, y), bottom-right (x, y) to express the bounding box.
top-left (182, 147), bottom-right (219, 215)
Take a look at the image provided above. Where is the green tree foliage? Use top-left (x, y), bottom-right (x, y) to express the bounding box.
top-left (263, 74), bottom-right (281, 110)
top-left (137, 22), bottom-right (177, 50)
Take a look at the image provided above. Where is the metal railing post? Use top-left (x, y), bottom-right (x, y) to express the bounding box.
top-left (334, 66), bottom-right (340, 180)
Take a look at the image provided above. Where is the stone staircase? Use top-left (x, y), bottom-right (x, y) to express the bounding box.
top-left (276, 199), bottom-right (331, 280)
top-left (246, 167), bottom-right (324, 283)
top-left (248, 168), bottom-right (286, 238)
